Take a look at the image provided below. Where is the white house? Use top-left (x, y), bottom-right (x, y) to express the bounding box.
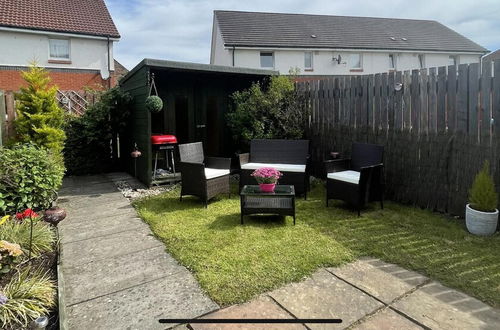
top-left (0, 0), bottom-right (120, 92)
top-left (211, 11), bottom-right (488, 75)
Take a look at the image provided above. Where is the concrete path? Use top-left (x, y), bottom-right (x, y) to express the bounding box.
top-left (188, 258), bottom-right (500, 330)
top-left (57, 173), bottom-right (218, 330)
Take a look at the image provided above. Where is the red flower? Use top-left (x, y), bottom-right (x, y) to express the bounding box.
top-left (15, 208), bottom-right (39, 221)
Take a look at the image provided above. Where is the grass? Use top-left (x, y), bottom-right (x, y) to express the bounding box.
top-left (0, 220), bottom-right (55, 257)
top-left (134, 182), bottom-right (500, 307)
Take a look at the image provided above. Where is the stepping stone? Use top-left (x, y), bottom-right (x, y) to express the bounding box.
top-left (65, 271), bottom-right (218, 330)
top-left (61, 246), bottom-right (182, 305)
top-left (61, 229), bottom-right (163, 268)
top-left (190, 296), bottom-right (306, 330)
top-left (269, 269), bottom-right (383, 329)
top-left (392, 281), bottom-right (500, 330)
top-left (328, 257), bottom-right (428, 304)
top-left (352, 308), bottom-right (423, 329)
top-left (59, 216), bottom-right (148, 244)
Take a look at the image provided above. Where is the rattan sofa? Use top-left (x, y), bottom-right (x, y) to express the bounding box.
top-left (239, 139), bottom-right (310, 198)
top-left (178, 142), bottom-right (231, 207)
top-left (325, 143), bottom-right (384, 215)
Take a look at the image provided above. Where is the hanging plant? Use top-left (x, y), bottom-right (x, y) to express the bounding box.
top-left (146, 95), bottom-right (163, 113)
top-left (146, 73), bottom-right (163, 113)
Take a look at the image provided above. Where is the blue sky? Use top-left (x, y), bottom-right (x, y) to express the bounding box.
top-left (106, 0), bottom-right (500, 70)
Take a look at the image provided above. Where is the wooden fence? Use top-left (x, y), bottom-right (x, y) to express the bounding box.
top-left (296, 62), bottom-right (500, 216)
top-left (0, 91), bottom-right (16, 146)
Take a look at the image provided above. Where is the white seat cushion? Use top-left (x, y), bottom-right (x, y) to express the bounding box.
top-left (327, 170), bottom-right (360, 184)
top-left (205, 168), bottom-right (230, 180)
top-left (241, 162), bottom-right (306, 173)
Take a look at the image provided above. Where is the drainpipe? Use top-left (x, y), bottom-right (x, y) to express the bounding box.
top-left (107, 36), bottom-right (111, 88)
top-left (232, 46), bottom-right (235, 66)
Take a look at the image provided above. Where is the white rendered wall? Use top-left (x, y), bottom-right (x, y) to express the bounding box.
top-left (213, 45), bottom-right (482, 75)
top-left (210, 23), bottom-right (232, 66)
top-left (0, 30), bottom-right (114, 71)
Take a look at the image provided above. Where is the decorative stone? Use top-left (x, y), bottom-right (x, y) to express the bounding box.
top-left (44, 207), bottom-right (67, 226)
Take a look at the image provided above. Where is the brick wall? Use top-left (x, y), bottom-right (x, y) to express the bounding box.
top-left (0, 67), bottom-right (116, 92)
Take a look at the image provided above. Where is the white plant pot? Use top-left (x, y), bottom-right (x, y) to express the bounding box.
top-left (465, 204), bottom-right (498, 236)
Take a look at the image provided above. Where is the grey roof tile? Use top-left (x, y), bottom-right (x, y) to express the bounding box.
top-left (215, 11), bottom-right (487, 53)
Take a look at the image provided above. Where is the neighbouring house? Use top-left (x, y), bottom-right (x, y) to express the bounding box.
top-left (0, 0), bottom-right (120, 113)
top-left (211, 10), bottom-right (488, 76)
top-left (482, 49), bottom-right (500, 75)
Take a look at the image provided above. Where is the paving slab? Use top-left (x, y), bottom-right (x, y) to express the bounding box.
top-left (191, 296), bottom-right (306, 330)
top-left (65, 271), bottom-right (218, 330)
top-left (269, 269), bottom-right (384, 330)
top-left (352, 308), bottom-right (423, 329)
top-left (60, 204), bottom-right (136, 222)
top-left (61, 225), bottom-right (163, 267)
top-left (327, 257), bottom-right (429, 304)
top-left (59, 215), bottom-right (149, 244)
top-left (392, 281), bottom-right (500, 330)
top-left (62, 246), bottom-right (183, 305)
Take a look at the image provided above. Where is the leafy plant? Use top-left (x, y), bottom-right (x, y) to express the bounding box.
top-left (227, 74), bottom-right (307, 150)
top-left (145, 95), bottom-right (163, 112)
top-left (0, 267), bottom-right (56, 328)
top-left (14, 64), bottom-right (66, 156)
top-left (469, 161), bottom-right (498, 212)
top-left (63, 86), bottom-right (132, 174)
top-left (0, 218), bottom-right (55, 257)
top-left (0, 144), bottom-right (64, 214)
top-left (0, 240), bottom-right (23, 273)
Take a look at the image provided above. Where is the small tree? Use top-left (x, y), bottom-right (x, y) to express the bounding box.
top-left (469, 161), bottom-right (498, 212)
top-left (227, 74), bottom-right (307, 150)
top-left (14, 64), bottom-right (66, 155)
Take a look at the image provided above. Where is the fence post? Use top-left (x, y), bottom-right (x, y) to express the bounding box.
top-left (468, 63), bottom-right (480, 142)
top-left (0, 91), bottom-right (5, 146)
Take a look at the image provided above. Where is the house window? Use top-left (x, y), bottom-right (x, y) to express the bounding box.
top-left (49, 39), bottom-right (70, 60)
top-left (260, 52), bottom-right (274, 68)
top-left (449, 55), bottom-right (458, 66)
top-left (304, 51), bottom-right (313, 70)
top-left (389, 54), bottom-right (396, 69)
top-left (349, 53), bottom-right (362, 69)
top-left (418, 54), bottom-right (425, 69)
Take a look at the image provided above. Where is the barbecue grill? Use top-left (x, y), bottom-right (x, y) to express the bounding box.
top-left (151, 134), bottom-right (177, 180)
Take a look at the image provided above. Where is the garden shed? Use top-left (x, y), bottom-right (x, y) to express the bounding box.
top-left (119, 59), bottom-right (275, 186)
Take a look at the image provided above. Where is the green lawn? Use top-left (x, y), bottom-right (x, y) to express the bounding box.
top-left (134, 182), bottom-right (500, 307)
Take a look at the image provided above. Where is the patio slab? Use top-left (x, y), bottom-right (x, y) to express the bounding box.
top-left (352, 308), bottom-right (423, 330)
top-left (190, 296), bottom-right (306, 330)
top-left (269, 269), bottom-right (384, 329)
top-left (65, 269), bottom-right (218, 330)
top-left (327, 257), bottom-right (429, 304)
top-left (392, 281), bottom-right (500, 330)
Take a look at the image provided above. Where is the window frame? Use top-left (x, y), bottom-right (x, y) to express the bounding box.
top-left (349, 53), bottom-right (362, 69)
top-left (260, 51), bottom-right (274, 68)
top-left (304, 51), bottom-right (313, 70)
top-left (388, 53), bottom-right (396, 70)
top-left (48, 38), bottom-right (71, 61)
top-left (418, 54), bottom-right (425, 69)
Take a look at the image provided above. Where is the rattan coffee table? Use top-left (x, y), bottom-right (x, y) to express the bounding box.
top-left (240, 185), bottom-right (296, 225)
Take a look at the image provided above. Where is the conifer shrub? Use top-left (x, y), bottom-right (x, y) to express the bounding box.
top-left (469, 161), bottom-right (498, 212)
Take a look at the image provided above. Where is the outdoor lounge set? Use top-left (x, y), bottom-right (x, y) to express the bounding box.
top-left (178, 139), bottom-right (385, 218)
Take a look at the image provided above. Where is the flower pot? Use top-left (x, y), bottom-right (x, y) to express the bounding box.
top-left (259, 183), bottom-right (276, 193)
top-left (465, 204), bottom-right (498, 236)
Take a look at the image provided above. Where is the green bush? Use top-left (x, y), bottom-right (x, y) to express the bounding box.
top-left (0, 218), bottom-right (55, 257)
top-left (0, 267), bottom-right (56, 329)
top-left (469, 161), bottom-right (498, 212)
top-left (14, 64), bottom-right (66, 156)
top-left (63, 87), bottom-right (132, 175)
top-left (145, 95), bottom-right (163, 112)
top-left (0, 144), bottom-right (64, 214)
top-left (227, 74), bottom-right (307, 150)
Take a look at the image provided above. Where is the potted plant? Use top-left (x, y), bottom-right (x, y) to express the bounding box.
top-left (251, 167), bottom-right (282, 192)
top-left (466, 161), bottom-right (499, 236)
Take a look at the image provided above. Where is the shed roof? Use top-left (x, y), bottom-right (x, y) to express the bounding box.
top-left (214, 10), bottom-right (487, 53)
top-left (121, 58), bottom-right (277, 84)
top-left (483, 49), bottom-right (500, 62)
top-left (0, 0), bottom-right (120, 38)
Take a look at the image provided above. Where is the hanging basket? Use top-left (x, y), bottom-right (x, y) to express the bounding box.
top-left (146, 95), bottom-right (163, 113)
top-left (146, 73), bottom-right (163, 113)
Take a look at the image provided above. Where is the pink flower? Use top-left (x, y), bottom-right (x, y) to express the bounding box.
top-left (251, 167), bottom-right (282, 184)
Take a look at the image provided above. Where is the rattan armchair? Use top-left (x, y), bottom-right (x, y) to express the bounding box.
top-left (178, 142), bottom-right (231, 207)
top-left (325, 143), bottom-right (384, 215)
